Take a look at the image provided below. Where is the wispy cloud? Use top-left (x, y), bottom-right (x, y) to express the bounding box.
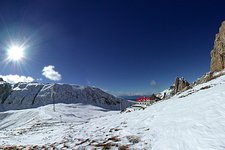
top-left (0, 74), bottom-right (34, 84)
top-left (150, 80), bottom-right (157, 86)
top-left (42, 65), bottom-right (62, 81)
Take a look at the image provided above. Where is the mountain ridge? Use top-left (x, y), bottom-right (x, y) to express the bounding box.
top-left (0, 80), bottom-right (131, 111)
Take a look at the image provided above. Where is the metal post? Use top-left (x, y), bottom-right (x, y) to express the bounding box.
top-left (51, 84), bottom-right (56, 112)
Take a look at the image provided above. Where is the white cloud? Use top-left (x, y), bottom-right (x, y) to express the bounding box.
top-left (0, 74), bottom-right (34, 84)
top-left (42, 65), bottom-right (62, 81)
top-left (150, 80), bottom-right (157, 86)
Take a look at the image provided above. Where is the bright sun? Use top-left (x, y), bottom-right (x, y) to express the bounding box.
top-left (7, 46), bottom-right (25, 61)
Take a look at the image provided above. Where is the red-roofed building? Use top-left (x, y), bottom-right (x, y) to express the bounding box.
top-left (136, 97), bottom-right (155, 105)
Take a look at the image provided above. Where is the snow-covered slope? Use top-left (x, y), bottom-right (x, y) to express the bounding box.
top-left (0, 103), bottom-right (117, 148)
top-left (156, 86), bottom-right (174, 99)
top-left (69, 74), bottom-right (225, 149)
top-left (1, 74), bottom-right (225, 149)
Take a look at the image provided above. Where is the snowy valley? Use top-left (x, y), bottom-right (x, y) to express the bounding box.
top-left (0, 71), bottom-right (224, 149)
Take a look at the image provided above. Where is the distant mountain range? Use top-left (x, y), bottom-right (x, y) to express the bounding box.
top-left (0, 80), bottom-right (132, 111)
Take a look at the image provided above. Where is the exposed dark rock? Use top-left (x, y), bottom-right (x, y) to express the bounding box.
top-left (0, 81), bottom-right (12, 104)
top-left (126, 135), bottom-right (141, 144)
top-left (150, 94), bottom-right (161, 101)
top-left (192, 71), bottom-right (225, 87)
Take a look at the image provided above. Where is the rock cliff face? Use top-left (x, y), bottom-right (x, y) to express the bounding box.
top-left (0, 80), bottom-right (12, 103)
top-left (157, 77), bottom-right (190, 99)
top-left (0, 82), bottom-right (131, 111)
top-left (174, 77), bottom-right (190, 94)
top-left (210, 21), bottom-right (225, 72)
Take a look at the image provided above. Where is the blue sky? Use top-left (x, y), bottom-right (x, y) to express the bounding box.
top-left (0, 0), bottom-right (224, 96)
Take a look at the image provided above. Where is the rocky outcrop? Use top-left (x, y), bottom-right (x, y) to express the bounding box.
top-left (0, 81), bottom-right (12, 104)
top-left (157, 77), bottom-right (190, 99)
top-left (174, 77), bottom-right (190, 94)
top-left (0, 82), bottom-right (131, 111)
top-left (150, 94), bottom-right (161, 101)
top-left (210, 21), bottom-right (225, 72)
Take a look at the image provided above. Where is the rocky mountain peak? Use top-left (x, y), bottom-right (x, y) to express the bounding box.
top-left (174, 77), bottom-right (190, 94)
top-left (210, 21), bottom-right (225, 72)
top-left (157, 77), bottom-right (190, 100)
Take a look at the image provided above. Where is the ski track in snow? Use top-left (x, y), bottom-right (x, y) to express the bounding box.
top-left (0, 75), bottom-right (225, 149)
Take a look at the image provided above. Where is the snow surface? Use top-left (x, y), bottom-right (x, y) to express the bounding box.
top-left (1, 74), bottom-right (225, 149)
top-left (0, 103), bottom-right (117, 147)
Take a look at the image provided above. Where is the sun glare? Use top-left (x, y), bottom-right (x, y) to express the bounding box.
top-left (7, 46), bottom-right (25, 61)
